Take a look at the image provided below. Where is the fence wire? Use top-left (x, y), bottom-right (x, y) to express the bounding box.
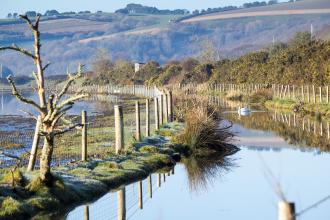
top-left (0, 94), bottom-right (160, 169)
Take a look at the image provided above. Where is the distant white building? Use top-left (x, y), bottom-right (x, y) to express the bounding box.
top-left (134, 62), bottom-right (145, 73)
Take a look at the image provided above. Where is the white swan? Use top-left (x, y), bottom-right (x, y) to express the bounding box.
top-left (238, 106), bottom-right (251, 116)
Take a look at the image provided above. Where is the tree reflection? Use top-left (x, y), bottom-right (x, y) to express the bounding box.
top-left (226, 112), bottom-right (330, 152)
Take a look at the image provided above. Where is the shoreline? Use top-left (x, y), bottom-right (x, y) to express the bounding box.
top-left (0, 123), bottom-right (186, 219)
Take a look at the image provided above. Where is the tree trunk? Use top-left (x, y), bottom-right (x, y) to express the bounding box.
top-left (39, 135), bottom-right (54, 182)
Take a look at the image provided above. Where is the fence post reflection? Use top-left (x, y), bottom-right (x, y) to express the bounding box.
top-left (117, 188), bottom-right (126, 220)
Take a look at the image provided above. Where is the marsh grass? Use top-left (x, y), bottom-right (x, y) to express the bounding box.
top-left (176, 97), bottom-right (235, 154)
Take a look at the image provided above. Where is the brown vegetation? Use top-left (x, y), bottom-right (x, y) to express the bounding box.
top-left (176, 97), bottom-right (235, 154)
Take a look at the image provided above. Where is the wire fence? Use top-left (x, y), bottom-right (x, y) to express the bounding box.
top-left (170, 83), bottom-right (330, 104)
top-left (0, 85), bottom-right (165, 169)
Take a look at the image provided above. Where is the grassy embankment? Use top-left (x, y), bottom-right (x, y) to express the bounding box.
top-left (264, 98), bottom-right (330, 116)
top-left (0, 122), bottom-right (187, 219)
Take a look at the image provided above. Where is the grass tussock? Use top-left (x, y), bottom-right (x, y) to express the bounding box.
top-left (0, 197), bottom-right (25, 218)
top-left (176, 98), bottom-right (234, 154)
top-left (0, 169), bottom-right (25, 187)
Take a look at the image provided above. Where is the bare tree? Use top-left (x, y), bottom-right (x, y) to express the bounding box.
top-left (0, 15), bottom-right (88, 182)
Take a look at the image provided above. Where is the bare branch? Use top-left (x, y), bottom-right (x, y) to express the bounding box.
top-left (51, 112), bottom-right (66, 128)
top-left (53, 64), bottom-right (84, 107)
top-left (57, 93), bottom-right (88, 110)
top-left (19, 15), bottom-right (35, 30)
top-left (0, 45), bottom-right (36, 60)
top-left (7, 75), bottom-right (44, 113)
top-left (47, 94), bottom-right (55, 113)
top-left (50, 104), bottom-right (76, 128)
top-left (0, 150), bottom-right (21, 161)
top-left (34, 15), bottom-right (41, 29)
top-left (42, 62), bottom-right (51, 72)
top-left (32, 71), bottom-right (39, 82)
top-left (53, 123), bottom-right (83, 136)
top-left (18, 109), bottom-right (38, 120)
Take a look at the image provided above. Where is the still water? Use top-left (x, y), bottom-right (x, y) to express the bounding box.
top-left (0, 92), bottom-right (118, 116)
top-left (66, 111), bottom-right (330, 220)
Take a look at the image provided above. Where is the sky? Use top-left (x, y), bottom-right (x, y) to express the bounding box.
top-left (0, 0), bottom-right (285, 18)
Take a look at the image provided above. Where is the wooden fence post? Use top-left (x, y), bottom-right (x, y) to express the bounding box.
top-left (27, 116), bottom-right (41, 171)
top-left (84, 205), bottom-right (89, 220)
top-left (159, 94), bottom-right (163, 125)
top-left (278, 201), bottom-right (295, 220)
top-left (302, 118), bottom-right (305, 131)
top-left (167, 91), bottom-right (173, 122)
top-left (164, 92), bottom-right (168, 123)
top-left (292, 85), bottom-right (295, 100)
top-left (158, 173), bottom-right (161, 187)
top-left (154, 97), bottom-right (159, 130)
top-left (138, 180), bottom-right (143, 209)
top-left (148, 175), bottom-right (152, 198)
top-left (117, 188), bottom-right (126, 220)
top-left (145, 99), bottom-right (150, 137)
top-left (135, 101), bottom-right (141, 141)
top-left (307, 86), bottom-right (310, 103)
top-left (115, 105), bottom-right (124, 154)
top-left (81, 110), bottom-right (87, 161)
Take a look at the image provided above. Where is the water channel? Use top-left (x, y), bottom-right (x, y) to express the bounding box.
top-left (65, 109), bottom-right (330, 220)
top-left (1, 92), bottom-right (329, 219)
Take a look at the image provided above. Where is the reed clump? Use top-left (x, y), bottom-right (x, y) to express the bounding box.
top-left (176, 97), bottom-right (235, 154)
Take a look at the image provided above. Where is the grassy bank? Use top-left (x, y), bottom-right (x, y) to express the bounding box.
top-left (265, 98), bottom-right (330, 115)
top-left (0, 123), bottom-right (186, 219)
top-left (199, 88), bottom-right (330, 116)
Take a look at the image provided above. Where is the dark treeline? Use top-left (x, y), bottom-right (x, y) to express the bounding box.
top-left (115, 4), bottom-right (188, 15)
top-left (88, 32), bottom-right (330, 86)
top-left (6, 0), bottom-right (283, 19)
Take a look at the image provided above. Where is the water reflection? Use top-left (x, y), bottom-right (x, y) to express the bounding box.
top-left (200, 95), bottom-right (330, 152)
top-left (65, 146), bottom-right (330, 220)
top-left (183, 151), bottom-right (237, 192)
top-left (226, 111), bottom-right (330, 152)
top-left (66, 171), bottom-right (172, 220)
top-left (0, 91), bottom-right (125, 116)
top-left (65, 150), bottom-right (238, 220)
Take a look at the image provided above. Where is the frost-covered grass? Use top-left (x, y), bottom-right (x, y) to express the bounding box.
top-left (0, 122), bottom-right (185, 219)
